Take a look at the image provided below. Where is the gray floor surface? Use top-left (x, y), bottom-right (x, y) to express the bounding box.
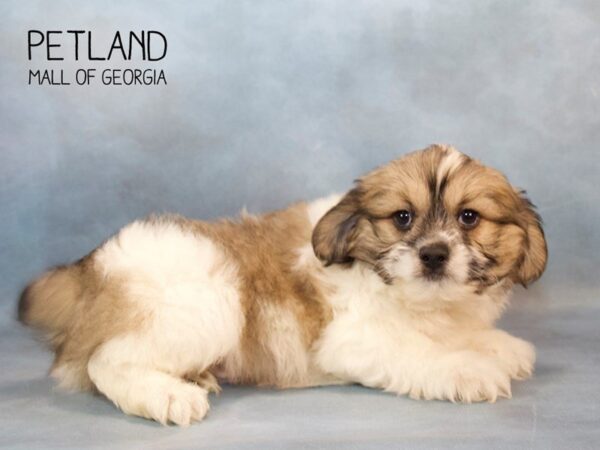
top-left (1, 0), bottom-right (599, 448)
top-left (1, 286), bottom-right (599, 449)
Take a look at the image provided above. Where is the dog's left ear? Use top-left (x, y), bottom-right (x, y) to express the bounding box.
top-left (512, 191), bottom-right (548, 287)
top-left (312, 188), bottom-right (362, 266)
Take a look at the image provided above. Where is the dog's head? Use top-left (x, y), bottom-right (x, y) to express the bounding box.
top-left (312, 145), bottom-right (547, 302)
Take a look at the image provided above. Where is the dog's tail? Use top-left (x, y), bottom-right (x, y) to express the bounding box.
top-left (18, 264), bottom-right (82, 349)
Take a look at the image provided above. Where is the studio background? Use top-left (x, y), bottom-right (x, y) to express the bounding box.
top-left (1, 1), bottom-right (598, 448)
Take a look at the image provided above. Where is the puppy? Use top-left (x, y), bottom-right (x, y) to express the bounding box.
top-left (18, 145), bottom-right (547, 426)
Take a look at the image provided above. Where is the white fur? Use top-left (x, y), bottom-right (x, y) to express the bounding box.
top-left (306, 193), bottom-right (342, 226)
top-left (89, 220), bottom-right (243, 425)
top-left (308, 249), bottom-right (525, 403)
top-left (384, 232), bottom-right (471, 286)
top-left (436, 145), bottom-right (465, 191)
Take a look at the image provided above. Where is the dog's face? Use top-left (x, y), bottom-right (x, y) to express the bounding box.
top-left (312, 145), bottom-right (547, 301)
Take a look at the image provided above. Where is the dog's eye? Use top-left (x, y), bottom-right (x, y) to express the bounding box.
top-left (458, 209), bottom-right (480, 228)
top-left (392, 210), bottom-right (413, 230)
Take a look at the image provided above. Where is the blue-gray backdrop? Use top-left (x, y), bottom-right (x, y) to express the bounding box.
top-left (1, 1), bottom-right (598, 449)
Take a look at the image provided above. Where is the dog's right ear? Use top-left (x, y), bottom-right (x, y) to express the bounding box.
top-left (312, 188), bottom-right (362, 266)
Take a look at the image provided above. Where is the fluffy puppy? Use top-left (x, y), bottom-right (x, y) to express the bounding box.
top-left (18, 145), bottom-right (547, 426)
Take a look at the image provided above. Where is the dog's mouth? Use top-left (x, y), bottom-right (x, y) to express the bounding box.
top-left (421, 270), bottom-right (447, 282)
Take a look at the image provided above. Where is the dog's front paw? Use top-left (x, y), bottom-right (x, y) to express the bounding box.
top-left (410, 351), bottom-right (512, 403)
top-left (473, 331), bottom-right (536, 380)
top-left (145, 381), bottom-right (210, 426)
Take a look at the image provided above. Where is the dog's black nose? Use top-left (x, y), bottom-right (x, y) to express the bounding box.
top-left (419, 243), bottom-right (449, 271)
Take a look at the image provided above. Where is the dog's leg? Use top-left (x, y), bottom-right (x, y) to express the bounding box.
top-left (316, 317), bottom-right (512, 403)
top-left (87, 301), bottom-right (240, 427)
top-left (449, 329), bottom-right (536, 380)
top-left (88, 351), bottom-right (210, 426)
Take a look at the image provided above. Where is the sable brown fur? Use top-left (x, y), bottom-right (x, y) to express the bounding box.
top-left (186, 203), bottom-right (333, 386)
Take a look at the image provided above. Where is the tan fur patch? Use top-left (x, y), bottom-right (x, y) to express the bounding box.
top-left (20, 255), bottom-right (145, 391)
top-left (185, 203), bottom-right (333, 387)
